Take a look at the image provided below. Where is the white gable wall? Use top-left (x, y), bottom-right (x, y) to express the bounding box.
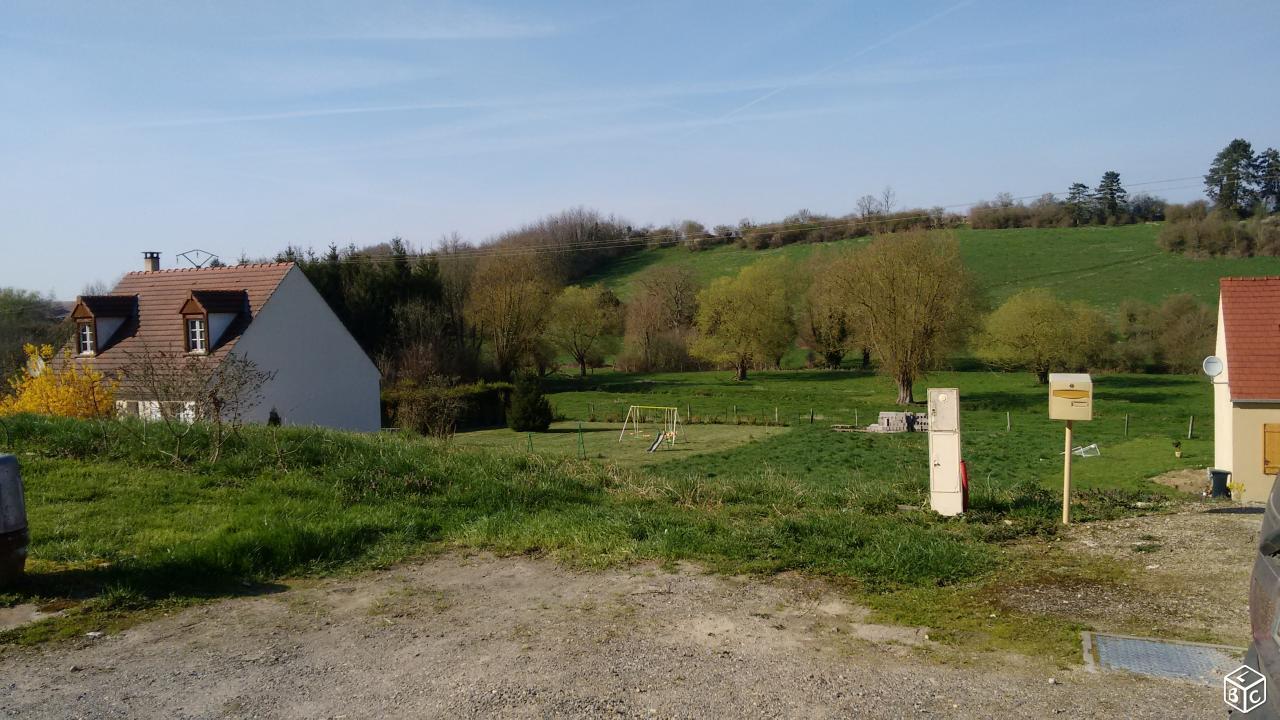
top-left (1214, 298), bottom-right (1233, 472)
top-left (232, 266), bottom-right (380, 432)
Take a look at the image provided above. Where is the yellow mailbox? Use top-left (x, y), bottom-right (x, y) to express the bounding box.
top-left (1049, 373), bottom-right (1092, 421)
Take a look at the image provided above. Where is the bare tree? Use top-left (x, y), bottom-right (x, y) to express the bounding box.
top-left (879, 185), bottom-right (897, 215)
top-left (122, 350), bottom-right (274, 462)
top-left (855, 195), bottom-right (880, 219)
top-left (620, 266), bottom-right (700, 371)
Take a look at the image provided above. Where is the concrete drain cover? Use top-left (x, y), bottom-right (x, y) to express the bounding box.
top-left (1083, 632), bottom-right (1245, 686)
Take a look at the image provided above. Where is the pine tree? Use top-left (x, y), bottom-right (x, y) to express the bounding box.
top-left (1065, 183), bottom-right (1095, 226)
top-left (1094, 171), bottom-right (1128, 223)
top-left (1204, 139), bottom-right (1258, 216)
top-left (1257, 147), bottom-right (1280, 214)
top-left (507, 373), bottom-right (553, 432)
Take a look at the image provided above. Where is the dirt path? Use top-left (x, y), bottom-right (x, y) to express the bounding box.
top-left (0, 551), bottom-right (1227, 719)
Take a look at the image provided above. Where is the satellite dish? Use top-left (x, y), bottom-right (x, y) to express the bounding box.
top-left (1202, 356), bottom-right (1224, 378)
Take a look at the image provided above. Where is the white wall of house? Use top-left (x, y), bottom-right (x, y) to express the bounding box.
top-left (233, 267), bottom-right (380, 432)
top-left (1213, 299), bottom-right (1233, 472)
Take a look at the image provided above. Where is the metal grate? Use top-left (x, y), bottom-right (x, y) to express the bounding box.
top-left (1084, 632), bottom-right (1245, 686)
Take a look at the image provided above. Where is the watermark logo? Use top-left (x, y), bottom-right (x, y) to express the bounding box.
top-left (1225, 664), bottom-right (1266, 714)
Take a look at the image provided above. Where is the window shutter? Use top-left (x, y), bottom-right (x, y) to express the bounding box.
top-left (1264, 424), bottom-right (1280, 475)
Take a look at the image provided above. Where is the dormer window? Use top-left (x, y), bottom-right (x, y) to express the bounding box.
top-left (179, 289), bottom-right (248, 354)
top-left (187, 318), bottom-right (207, 353)
top-left (70, 294), bottom-right (137, 356)
top-left (77, 322), bottom-right (96, 355)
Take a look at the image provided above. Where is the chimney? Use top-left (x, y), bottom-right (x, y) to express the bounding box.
top-left (142, 252), bottom-right (160, 272)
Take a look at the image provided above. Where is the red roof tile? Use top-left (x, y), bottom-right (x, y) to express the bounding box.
top-left (1221, 277), bottom-right (1280, 401)
top-left (66, 263), bottom-right (294, 394)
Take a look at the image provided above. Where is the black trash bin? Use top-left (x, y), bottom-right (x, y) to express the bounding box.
top-left (1208, 468), bottom-right (1232, 499)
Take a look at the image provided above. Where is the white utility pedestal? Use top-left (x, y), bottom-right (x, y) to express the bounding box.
top-left (927, 388), bottom-right (964, 516)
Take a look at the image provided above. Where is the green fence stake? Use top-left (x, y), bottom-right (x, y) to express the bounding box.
top-left (578, 422), bottom-right (585, 459)
top-left (527, 432), bottom-right (533, 452)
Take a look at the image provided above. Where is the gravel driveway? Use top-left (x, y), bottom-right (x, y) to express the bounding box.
top-left (0, 551), bottom-right (1225, 719)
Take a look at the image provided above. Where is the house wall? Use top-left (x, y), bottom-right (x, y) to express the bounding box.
top-left (233, 267), bottom-right (380, 432)
top-left (1214, 299), bottom-right (1233, 472)
top-left (1232, 403), bottom-right (1280, 503)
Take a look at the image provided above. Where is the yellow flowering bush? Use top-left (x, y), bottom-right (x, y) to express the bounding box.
top-left (0, 344), bottom-right (117, 418)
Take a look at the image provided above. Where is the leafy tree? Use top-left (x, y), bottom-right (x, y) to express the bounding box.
top-left (465, 255), bottom-right (559, 379)
top-left (691, 260), bottom-right (794, 381)
top-left (546, 285), bottom-right (622, 376)
top-left (829, 232), bottom-right (979, 404)
top-left (0, 344), bottom-right (117, 418)
top-left (507, 373), bottom-right (553, 431)
top-left (1205, 139), bottom-right (1258, 216)
top-left (978, 290), bottom-right (1111, 383)
top-left (798, 254), bottom-right (856, 368)
top-left (1094, 171), bottom-right (1128, 222)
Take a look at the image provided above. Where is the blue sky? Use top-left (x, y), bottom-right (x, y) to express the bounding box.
top-left (3, 0), bottom-right (1278, 297)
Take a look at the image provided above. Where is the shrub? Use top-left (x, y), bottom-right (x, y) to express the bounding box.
top-left (507, 374), bottom-right (553, 432)
top-left (0, 344), bottom-right (117, 419)
top-left (383, 379), bottom-right (510, 434)
top-left (1164, 200), bottom-right (1209, 223)
top-left (1157, 214), bottom-right (1273, 258)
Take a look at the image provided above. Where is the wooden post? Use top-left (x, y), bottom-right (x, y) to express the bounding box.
top-left (775, 406), bottom-right (779, 424)
top-left (1006, 411), bottom-right (1011, 432)
top-left (733, 404), bottom-right (737, 424)
top-left (687, 405), bottom-right (691, 424)
top-left (854, 408), bottom-right (859, 426)
top-left (810, 409), bottom-right (814, 424)
top-left (527, 432), bottom-right (534, 452)
top-left (577, 422), bottom-right (585, 459)
top-left (1187, 415), bottom-right (1195, 440)
top-left (1062, 420), bottom-right (1073, 525)
top-left (1124, 414), bottom-right (1129, 438)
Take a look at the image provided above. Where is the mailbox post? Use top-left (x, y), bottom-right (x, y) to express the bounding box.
top-left (1048, 373), bottom-right (1093, 524)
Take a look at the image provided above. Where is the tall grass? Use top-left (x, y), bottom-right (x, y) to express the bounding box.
top-left (0, 412), bottom-right (1151, 633)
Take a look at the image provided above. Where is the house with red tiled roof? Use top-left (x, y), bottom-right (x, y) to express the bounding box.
top-left (67, 252), bottom-right (379, 432)
top-left (1213, 277), bottom-right (1280, 502)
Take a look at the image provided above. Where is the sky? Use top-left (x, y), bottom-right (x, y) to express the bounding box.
top-left (2, 0), bottom-right (1278, 297)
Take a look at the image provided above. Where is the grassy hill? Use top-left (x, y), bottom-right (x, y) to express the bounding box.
top-left (584, 224), bottom-right (1280, 309)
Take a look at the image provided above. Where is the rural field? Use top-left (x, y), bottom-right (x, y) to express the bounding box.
top-left (585, 223), bottom-right (1280, 308)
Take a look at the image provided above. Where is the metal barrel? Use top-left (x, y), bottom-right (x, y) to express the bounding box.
top-left (0, 455), bottom-right (29, 586)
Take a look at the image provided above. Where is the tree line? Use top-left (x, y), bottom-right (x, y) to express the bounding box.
top-left (968, 171), bottom-right (1168, 229)
top-left (1158, 138), bottom-right (1280, 258)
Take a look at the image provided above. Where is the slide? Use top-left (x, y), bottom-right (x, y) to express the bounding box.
top-left (647, 432), bottom-right (664, 453)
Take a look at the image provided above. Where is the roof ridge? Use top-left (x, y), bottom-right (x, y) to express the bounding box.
top-left (125, 261), bottom-right (294, 276)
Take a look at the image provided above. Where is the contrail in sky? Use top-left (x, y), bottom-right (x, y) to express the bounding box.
top-left (716, 0), bottom-right (977, 121)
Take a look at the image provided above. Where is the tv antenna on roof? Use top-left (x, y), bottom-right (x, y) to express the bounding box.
top-left (176, 249), bottom-right (220, 269)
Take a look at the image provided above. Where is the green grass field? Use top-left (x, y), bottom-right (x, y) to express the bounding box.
top-left (535, 367), bottom-right (1212, 494)
top-left (582, 224), bottom-right (1280, 309)
top-left (453, 420), bottom-right (786, 467)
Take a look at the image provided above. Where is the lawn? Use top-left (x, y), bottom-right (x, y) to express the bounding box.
top-left (0, 391), bottom-right (1179, 651)
top-left (453, 420), bottom-right (786, 468)
top-left (582, 224), bottom-right (1280, 309)
top-left (539, 367), bottom-right (1213, 495)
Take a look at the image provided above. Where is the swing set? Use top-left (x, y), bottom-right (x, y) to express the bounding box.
top-left (618, 405), bottom-right (681, 451)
